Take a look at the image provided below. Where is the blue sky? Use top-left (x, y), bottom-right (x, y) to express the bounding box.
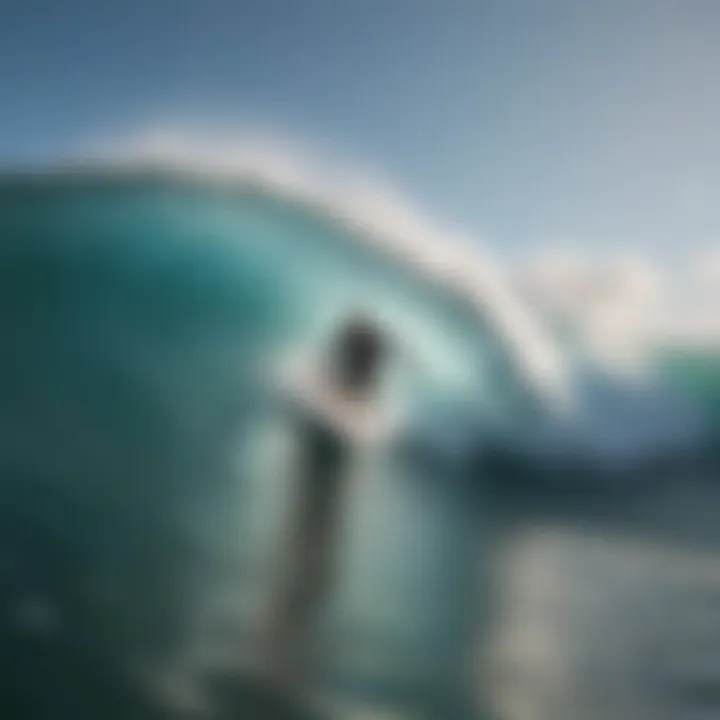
top-left (3, 0), bottom-right (720, 257)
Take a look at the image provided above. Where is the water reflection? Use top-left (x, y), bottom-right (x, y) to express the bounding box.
top-left (487, 525), bottom-right (720, 720)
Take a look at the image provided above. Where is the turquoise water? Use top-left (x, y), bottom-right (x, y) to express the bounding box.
top-left (0, 175), bottom-right (504, 713)
top-left (1, 173), bottom-right (718, 719)
top-left (657, 349), bottom-right (720, 436)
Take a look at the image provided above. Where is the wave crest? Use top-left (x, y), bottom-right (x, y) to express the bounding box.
top-left (80, 125), bottom-right (572, 409)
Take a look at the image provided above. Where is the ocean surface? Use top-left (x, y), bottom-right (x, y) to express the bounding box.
top-left (0, 171), bottom-right (718, 720)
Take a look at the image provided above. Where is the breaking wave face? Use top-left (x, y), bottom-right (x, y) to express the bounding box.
top-left (1, 135), bottom-right (719, 719)
top-left (0, 160), bottom-right (545, 715)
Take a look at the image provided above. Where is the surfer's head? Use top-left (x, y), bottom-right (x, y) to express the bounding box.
top-left (330, 313), bottom-right (388, 395)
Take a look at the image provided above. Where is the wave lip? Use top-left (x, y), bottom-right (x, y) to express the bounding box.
top-left (76, 127), bottom-right (573, 412)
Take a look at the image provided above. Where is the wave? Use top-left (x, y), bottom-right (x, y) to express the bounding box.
top-left (1, 128), bottom-right (719, 720)
top-left (78, 127), bottom-right (720, 369)
top-left (3, 126), bottom-right (719, 452)
top-left (2, 126), bottom-right (716, 462)
top-left (78, 126), bottom-right (572, 409)
top-left (31, 125), bottom-right (714, 364)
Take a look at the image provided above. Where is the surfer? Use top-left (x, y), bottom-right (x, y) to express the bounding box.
top-left (260, 313), bottom-right (393, 694)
